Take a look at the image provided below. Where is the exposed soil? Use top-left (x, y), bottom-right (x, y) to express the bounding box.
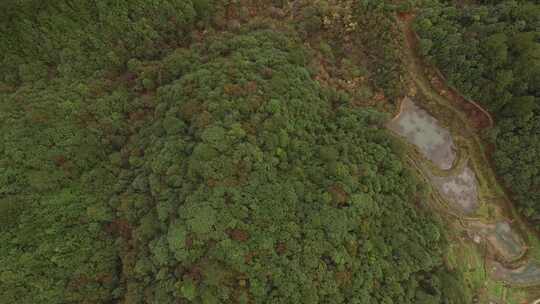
top-left (431, 165), bottom-right (479, 214)
top-left (388, 97), bottom-right (456, 170)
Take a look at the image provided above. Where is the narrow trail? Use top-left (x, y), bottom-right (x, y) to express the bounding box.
top-left (394, 11), bottom-right (540, 303)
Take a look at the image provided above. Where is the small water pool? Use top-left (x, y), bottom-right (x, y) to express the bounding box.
top-left (388, 97), bottom-right (456, 170)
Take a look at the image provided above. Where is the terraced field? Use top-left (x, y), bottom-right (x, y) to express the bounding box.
top-left (388, 97), bottom-right (456, 170)
top-left (394, 13), bottom-right (540, 304)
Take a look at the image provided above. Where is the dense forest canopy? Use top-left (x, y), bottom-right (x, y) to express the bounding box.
top-left (0, 1), bottom-right (511, 303)
top-left (415, 0), bottom-right (540, 223)
top-left (0, 0), bottom-right (212, 82)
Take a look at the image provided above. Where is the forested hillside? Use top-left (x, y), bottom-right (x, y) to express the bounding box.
top-left (0, 1), bottom-right (469, 303)
top-left (415, 0), bottom-right (540, 223)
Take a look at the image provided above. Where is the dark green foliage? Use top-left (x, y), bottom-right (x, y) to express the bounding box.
top-left (492, 116), bottom-right (540, 221)
top-left (0, 1), bottom-right (209, 303)
top-left (415, 0), bottom-right (540, 223)
top-left (0, 0), bottom-right (208, 83)
top-left (0, 1), bottom-right (467, 303)
top-left (111, 29), bottom-right (462, 303)
top-left (0, 81), bottom-right (123, 303)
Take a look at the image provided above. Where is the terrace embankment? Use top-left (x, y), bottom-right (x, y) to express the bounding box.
top-left (389, 12), bottom-right (540, 303)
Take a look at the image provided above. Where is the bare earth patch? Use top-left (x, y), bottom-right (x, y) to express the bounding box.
top-left (388, 97), bottom-right (456, 170)
top-left (431, 165), bottom-right (479, 214)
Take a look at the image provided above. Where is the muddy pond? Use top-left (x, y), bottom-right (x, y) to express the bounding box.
top-left (490, 261), bottom-right (540, 286)
top-left (468, 221), bottom-right (525, 262)
top-left (387, 97), bottom-right (540, 288)
top-left (431, 165), bottom-right (479, 214)
top-left (388, 97), bottom-right (479, 214)
top-left (388, 97), bottom-right (456, 170)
